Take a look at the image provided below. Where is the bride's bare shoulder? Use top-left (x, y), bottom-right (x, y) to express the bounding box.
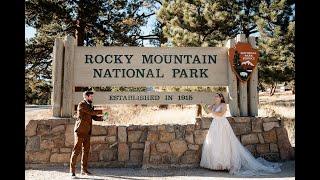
top-left (221, 103), bottom-right (227, 108)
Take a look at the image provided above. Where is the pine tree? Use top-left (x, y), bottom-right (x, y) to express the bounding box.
top-left (157, 0), bottom-right (264, 114)
top-left (233, 50), bottom-right (247, 81)
top-left (25, 0), bottom-right (154, 46)
top-left (25, 0), bottom-right (155, 104)
top-left (233, 51), bottom-right (240, 68)
top-left (256, 0), bottom-right (295, 95)
top-left (157, 0), bottom-right (294, 95)
top-left (25, 23), bottom-right (64, 104)
top-left (157, 0), bottom-right (262, 47)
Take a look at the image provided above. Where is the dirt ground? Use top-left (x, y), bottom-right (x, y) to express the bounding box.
top-left (25, 160), bottom-right (295, 180)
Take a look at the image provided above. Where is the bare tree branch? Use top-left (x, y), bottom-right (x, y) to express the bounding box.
top-left (154, 0), bottom-right (162, 5)
top-left (138, 12), bottom-right (156, 18)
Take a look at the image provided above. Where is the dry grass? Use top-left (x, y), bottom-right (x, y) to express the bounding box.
top-left (258, 91), bottom-right (295, 146)
top-left (258, 91), bottom-right (295, 119)
top-left (25, 109), bottom-right (52, 127)
top-left (97, 104), bottom-right (198, 126)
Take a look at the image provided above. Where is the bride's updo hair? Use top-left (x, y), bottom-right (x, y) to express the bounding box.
top-left (217, 93), bottom-right (225, 103)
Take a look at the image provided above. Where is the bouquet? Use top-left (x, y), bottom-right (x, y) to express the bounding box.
top-left (202, 104), bottom-right (211, 114)
top-left (103, 112), bottom-right (109, 121)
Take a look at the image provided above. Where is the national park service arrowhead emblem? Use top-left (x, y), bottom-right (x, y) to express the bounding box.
top-left (228, 42), bottom-right (259, 82)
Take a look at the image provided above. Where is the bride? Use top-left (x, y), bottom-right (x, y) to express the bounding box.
top-left (200, 93), bottom-right (282, 176)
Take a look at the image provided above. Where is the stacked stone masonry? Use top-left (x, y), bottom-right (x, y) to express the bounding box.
top-left (25, 117), bottom-right (294, 168)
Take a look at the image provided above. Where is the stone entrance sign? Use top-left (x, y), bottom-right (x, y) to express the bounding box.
top-left (51, 34), bottom-right (259, 117)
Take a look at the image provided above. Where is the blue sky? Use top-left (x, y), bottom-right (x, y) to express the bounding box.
top-left (25, 24), bottom-right (37, 39)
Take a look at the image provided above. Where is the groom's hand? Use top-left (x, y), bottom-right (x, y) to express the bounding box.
top-left (92, 115), bottom-right (103, 121)
top-left (94, 109), bottom-right (103, 115)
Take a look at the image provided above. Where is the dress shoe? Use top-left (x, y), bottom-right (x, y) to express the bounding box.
top-left (71, 173), bottom-right (76, 179)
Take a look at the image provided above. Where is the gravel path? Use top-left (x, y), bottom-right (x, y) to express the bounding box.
top-left (26, 161), bottom-right (295, 180)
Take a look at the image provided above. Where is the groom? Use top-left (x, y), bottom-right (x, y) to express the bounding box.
top-left (70, 91), bottom-right (103, 178)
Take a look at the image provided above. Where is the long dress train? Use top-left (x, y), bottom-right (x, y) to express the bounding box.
top-left (200, 104), bottom-right (281, 176)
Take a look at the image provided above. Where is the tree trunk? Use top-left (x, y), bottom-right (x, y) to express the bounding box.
top-left (76, 21), bottom-right (85, 46)
top-left (270, 87), bottom-right (275, 96)
top-left (269, 83), bottom-right (277, 96)
top-left (197, 104), bottom-right (202, 117)
top-left (243, 0), bottom-right (250, 38)
top-left (291, 82), bottom-right (295, 94)
top-left (269, 85), bottom-right (274, 96)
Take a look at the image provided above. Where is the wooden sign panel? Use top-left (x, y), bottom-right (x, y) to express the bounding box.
top-left (73, 92), bottom-right (229, 105)
top-left (73, 47), bottom-right (228, 86)
top-left (228, 43), bottom-right (259, 82)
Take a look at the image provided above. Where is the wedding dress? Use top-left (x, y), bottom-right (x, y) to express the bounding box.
top-left (200, 104), bottom-right (282, 176)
